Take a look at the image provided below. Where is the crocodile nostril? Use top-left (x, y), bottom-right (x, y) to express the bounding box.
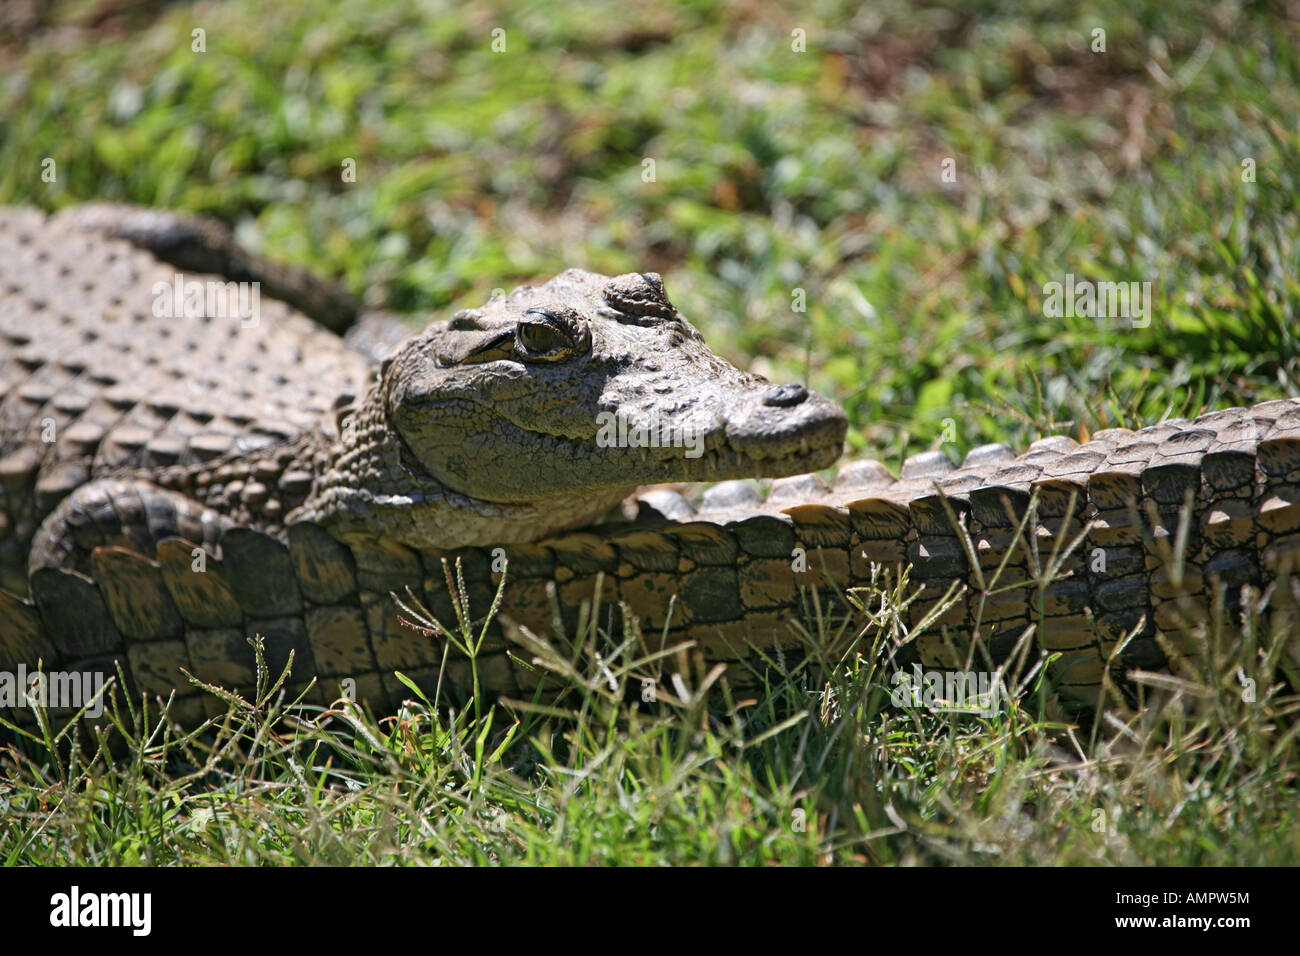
top-left (763, 383), bottom-right (808, 408)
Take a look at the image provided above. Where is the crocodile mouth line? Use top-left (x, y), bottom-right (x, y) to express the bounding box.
top-left (388, 417), bottom-right (840, 508)
top-left (494, 412), bottom-right (843, 469)
top-left (637, 431), bottom-right (844, 476)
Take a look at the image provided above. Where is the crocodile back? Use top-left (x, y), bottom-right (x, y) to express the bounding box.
top-left (0, 207), bottom-right (374, 591)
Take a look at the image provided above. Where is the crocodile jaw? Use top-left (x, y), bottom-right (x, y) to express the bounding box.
top-left (383, 269), bottom-right (848, 509)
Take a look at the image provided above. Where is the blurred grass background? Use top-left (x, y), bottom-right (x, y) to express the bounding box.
top-left (1, 0), bottom-right (1298, 468)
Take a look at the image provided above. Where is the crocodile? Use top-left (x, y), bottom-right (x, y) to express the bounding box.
top-left (1, 204), bottom-right (1299, 727)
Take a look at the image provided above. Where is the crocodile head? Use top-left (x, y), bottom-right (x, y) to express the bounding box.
top-left (306, 269), bottom-right (847, 547)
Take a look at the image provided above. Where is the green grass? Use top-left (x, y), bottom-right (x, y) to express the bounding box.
top-left (3, 556), bottom-right (1298, 865)
top-left (2, 0), bottom-right (1299, 864)
top-left (5, 0), bottom-right (1297, 464)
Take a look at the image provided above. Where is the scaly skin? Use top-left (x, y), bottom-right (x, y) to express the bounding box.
top-left (1, 204), bottom-right (1299, 725)
top-left (0, 204), bottom-right (845, 722)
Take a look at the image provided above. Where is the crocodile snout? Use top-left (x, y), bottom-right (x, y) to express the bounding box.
top-left (719, 381), bottom-right (847, 476)
top-left (763, 383), bottom-right (808, 407)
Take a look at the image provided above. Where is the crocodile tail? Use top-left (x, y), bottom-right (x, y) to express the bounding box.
top-left (0, 548), bottom-right (224, 728)
top-left (0, 519), bottom-right (373, 732)
top-left (0, 568), bottom-right (120, 730)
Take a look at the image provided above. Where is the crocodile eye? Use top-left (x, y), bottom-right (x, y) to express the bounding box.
top-left (517, 320), bottom-right (564, 355)
top-left (514, 308), bottom-right (589, 362)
